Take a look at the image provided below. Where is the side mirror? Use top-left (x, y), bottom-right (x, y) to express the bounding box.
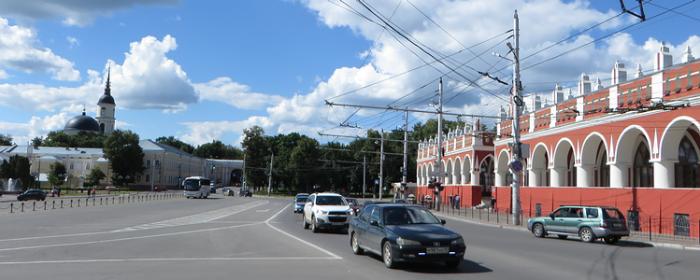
top-left (549, 213), bottom-right (555, 220)
top-left (440, 219), bottom-right (447, 225)
top-left (369, 220), bottom-right (379, 226)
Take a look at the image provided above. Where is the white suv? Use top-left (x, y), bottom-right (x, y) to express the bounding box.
top-left (303, 193), bottom-right (352, 233)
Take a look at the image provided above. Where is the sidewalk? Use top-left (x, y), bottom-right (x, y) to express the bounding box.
top-left (431, 206), bottom-right (700, 251)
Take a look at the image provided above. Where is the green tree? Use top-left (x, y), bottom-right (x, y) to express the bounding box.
top-left (85, 167), bottom-right (106, 187)
top-left (241, 126), bottom-right (269, 190)
top-left (31, 137), bottom-right (43, 148)
top-left (48, 162), bottom-right (67, 187)
top-left (42, 131), bottom-right (106, 148)
top-left (289, 137), bottom-right (320, 193)
top-left (104, 130), bottom-right (145, 186)
top-left (156, 136), bottom-right (195, 154)
top-left (0, 134), bottom-right (12, 145)
top-left (1, 155), bottom-right (33, 190)
top-left (194, 140), bottom-right (243, 159)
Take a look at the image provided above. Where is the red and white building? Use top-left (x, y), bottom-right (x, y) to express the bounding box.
top-left (417, 44), bottom-right (700, 237)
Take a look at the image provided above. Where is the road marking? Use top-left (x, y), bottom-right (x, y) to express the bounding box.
top-left (0, 256), bottom-right (339, 265)
top-left (255, 209), bottom-right (270, 212)
top-left (112, 200), bottom-right (268, 232)
top-left (0, 222), bottom-right (260, 252)
top-left (0, 200), bottom-right (268, 243)
top-left (264, 203), bottom-right (342, 260)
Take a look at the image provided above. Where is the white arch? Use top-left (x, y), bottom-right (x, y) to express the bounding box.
top-left (530, 142), bottom-right (550, 186)
top-left (479, 154), bottom-right (495, 169)
top-left (581, 132), bottom-right (608, 163)
top-left (552, 137), bottom-right (576, 168)
top-left (496, 149), bottom-right (510, 187)
top-left (445, 159), bottom-right (453, 185)
top-left (615, 124), bottom-right (652, 164)
top-left (659, 116), bottom-right (700, 160)
top-left (453, 157), bottom-right (462, 185)
top-left (462, 155), bottom-right (472, 184)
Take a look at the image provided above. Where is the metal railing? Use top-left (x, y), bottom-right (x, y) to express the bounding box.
top-left (2, 192), bottom-right (185, 214)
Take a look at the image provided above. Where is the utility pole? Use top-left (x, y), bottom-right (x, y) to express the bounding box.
top-left (401, 110), bottom-right (409, 200)
top-left (242, 153), bottom-right (247, 192)
top-left (510, 10), bottom-right (523, 225)
top-left (267, 152), bottom-right (274, 197)
top-left (435, 78), bottom-right (444, 211)
top-left (379, 129), bottom-right (385, 200)
top-left (362, 155), bottom-right (367, 199)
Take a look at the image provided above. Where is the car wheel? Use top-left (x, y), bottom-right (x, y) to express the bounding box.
top-left (579, 227), bottom-right (595, 243)
top-left (310, 215), bottom-right (319, 233)
top-left (351, 232), bottom-right (363, 255)
top-left (557, 235), bottom-right (568, 240)
top-left (382, 241), bottom-right (396, 269)
top-left (532, 223), bottom-right (545, 238)
top-left (303, 215), bottom-right (310, 229)
top-left (603, 236), bottom-right (620, 244)
top-left (445, 259), bottom-right (461, 269)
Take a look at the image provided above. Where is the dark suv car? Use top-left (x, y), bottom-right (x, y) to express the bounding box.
top-left (17, 189), bottom-right (47, 201)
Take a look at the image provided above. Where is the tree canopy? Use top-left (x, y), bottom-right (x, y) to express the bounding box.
top-left (193, 140), bottom-right (243, 159)
top-left (103, 130), bottom-right (145, 186)
top-left (48, 162), bottom-right (67, 187)
top-left (41, 131), bottom-right (106, 148)
top-left (156, 136), bottom-right (195, 154)
top-left (0, 134), bottom-right (12, 146)
top-left (0, 155), bottom-right (33, 190)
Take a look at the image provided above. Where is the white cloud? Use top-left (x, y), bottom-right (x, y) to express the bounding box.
top-left (0, 0), bottom-right (178, 27)
top-left (66, 36), bottom-right (79, 48)
top-left (177, 0), bottom-right (700, 146)
top-left (179, 116), bottom-right (274, 146)
top-left (107, 35), bottom-right (197, 111)
top-left (0, 17), bottom-right (80, 81)
top-left (195, 77), bottom-right (284, 110)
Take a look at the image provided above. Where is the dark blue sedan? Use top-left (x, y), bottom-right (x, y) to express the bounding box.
top-left (349, 204), bottom-right (466, 269)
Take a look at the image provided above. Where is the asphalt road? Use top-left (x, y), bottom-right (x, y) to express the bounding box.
top-left (0, 195), bottom-right (697, 280)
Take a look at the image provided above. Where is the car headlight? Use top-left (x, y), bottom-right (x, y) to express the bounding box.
top-left (451, 237), bottom-right (465, 246)
top-left (317, 209), bottom-right (328, 215)
top-left (396, 237), bottom-right (421, 247)
top-left (346, 209), bottom-right (353, 214)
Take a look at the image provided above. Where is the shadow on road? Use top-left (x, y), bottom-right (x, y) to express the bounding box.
top-left (546, 236), bottom-right (653, 248)
top-left (364, 254), bottom-right (492, 274)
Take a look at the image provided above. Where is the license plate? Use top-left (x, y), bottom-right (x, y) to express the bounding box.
top-left (426, 247), bottom-right (449, 254)
top-left (613, 223), bottom-right (622, 228)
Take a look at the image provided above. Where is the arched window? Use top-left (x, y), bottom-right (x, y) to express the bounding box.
top-left (479, 157), bottom-right (495, 196)
top-left (566, 148), bottom-right (576, 186)
top-left (632, 142), bottom-right (653, 187)
top-left (594, 142), bottom-right (609, 187)
top-left (675, 136), bottom-right (699, 188)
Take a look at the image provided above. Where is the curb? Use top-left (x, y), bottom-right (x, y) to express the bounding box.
top-left (433, 211), bottom-right (700, 251)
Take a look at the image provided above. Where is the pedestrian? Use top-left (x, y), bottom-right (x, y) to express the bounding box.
top-left (455, 194), bottom-right (461, 210)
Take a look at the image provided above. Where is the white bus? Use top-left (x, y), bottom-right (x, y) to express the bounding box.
top-left (182, 176), bottom-right (212, 199)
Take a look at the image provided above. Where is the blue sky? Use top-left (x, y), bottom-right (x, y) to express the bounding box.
top-left (0, 0), bottom-right (699, 146)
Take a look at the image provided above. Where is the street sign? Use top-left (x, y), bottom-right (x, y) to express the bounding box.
top-left (509, 160), bottom-right (523, 173)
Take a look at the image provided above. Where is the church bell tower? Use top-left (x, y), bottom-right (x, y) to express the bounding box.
top-left (96, 68), bottom-right (116, 135)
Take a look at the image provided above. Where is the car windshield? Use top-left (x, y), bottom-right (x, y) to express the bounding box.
top-left (315, 196), bottom-right (345, 205)
top-left (603, 208), bottom-right (624, 220)
top-left (383, 207), bottom-right (441, 225)
top-left (295, 197), bottom-right (307, 203)
top-left (183, 179), bottom-right (203, 191)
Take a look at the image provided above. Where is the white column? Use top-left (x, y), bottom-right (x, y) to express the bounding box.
top-left (609, 163), bottom-right (628, 188)
top-left (495, 170), bottom-right (504, 187)
top-left (528, 168), bottom-right (538, 187)
top-left (653, 160), bottom-right (674, 189)
top-left (550, 167), bottom-right (564, 187)
top-left (576, 164), bottom-right (594, 187)
top-left (470, 169), bottom-right (480, 185)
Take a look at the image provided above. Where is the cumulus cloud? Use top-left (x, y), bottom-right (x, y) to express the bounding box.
top-left (0, 0), bottom-right (178, 26)
top-left (179, 116), bottom-right (274, 146)
top-left (107, 35), bottom-right (197, 111)
top-left (66, 36), bottom-right (79, 48)
top-left (195, 77), bottom-right (284, 109)
top-left (178, 0), bottom-right (700, 146)
top-left (0, 17), bottom-right (80, 81)
top-left (0, 105), bottom-right (83, 144)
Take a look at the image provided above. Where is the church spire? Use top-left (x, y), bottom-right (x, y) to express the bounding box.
top-left (104, 67), bottom-right (111, 96)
